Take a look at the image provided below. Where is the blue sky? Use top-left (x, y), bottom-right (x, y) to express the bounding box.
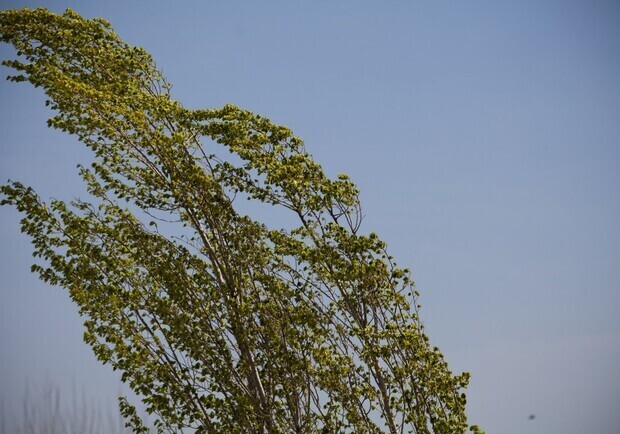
top-left (1, 1), bottom-right (619, 432)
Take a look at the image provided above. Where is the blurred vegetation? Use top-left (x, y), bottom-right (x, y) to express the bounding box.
top-left (0, 381), bottom-right (139, 434)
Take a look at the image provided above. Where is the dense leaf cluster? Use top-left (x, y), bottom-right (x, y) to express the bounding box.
top-left (1, 8), bottom-right (482, 434)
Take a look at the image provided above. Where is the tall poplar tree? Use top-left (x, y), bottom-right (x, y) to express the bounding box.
top-left (1, 8), bottom-right (483, 434)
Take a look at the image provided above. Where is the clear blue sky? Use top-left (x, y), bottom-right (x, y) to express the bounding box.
top-left (1, 1), bottom-right (619, 433)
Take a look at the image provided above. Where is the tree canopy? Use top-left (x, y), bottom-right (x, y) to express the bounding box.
top-left (1, 8), bottom-right (482, 434)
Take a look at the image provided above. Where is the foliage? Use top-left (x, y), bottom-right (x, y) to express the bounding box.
top-left (1, 8), bottom-right (483, 434)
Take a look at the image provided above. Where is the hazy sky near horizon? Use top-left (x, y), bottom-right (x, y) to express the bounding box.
top-left (1, 1), bottom-right (619, 433)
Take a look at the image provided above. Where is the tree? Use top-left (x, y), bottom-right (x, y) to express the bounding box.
top-left (1, 8), bottom-right (483, 434)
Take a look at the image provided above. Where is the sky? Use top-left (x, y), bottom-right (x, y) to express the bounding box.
top-left (1, 0), bottom-right (619, 433)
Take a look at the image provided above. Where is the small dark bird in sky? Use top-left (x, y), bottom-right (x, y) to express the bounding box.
top-left (528, 414), bottom-right (536, 420)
